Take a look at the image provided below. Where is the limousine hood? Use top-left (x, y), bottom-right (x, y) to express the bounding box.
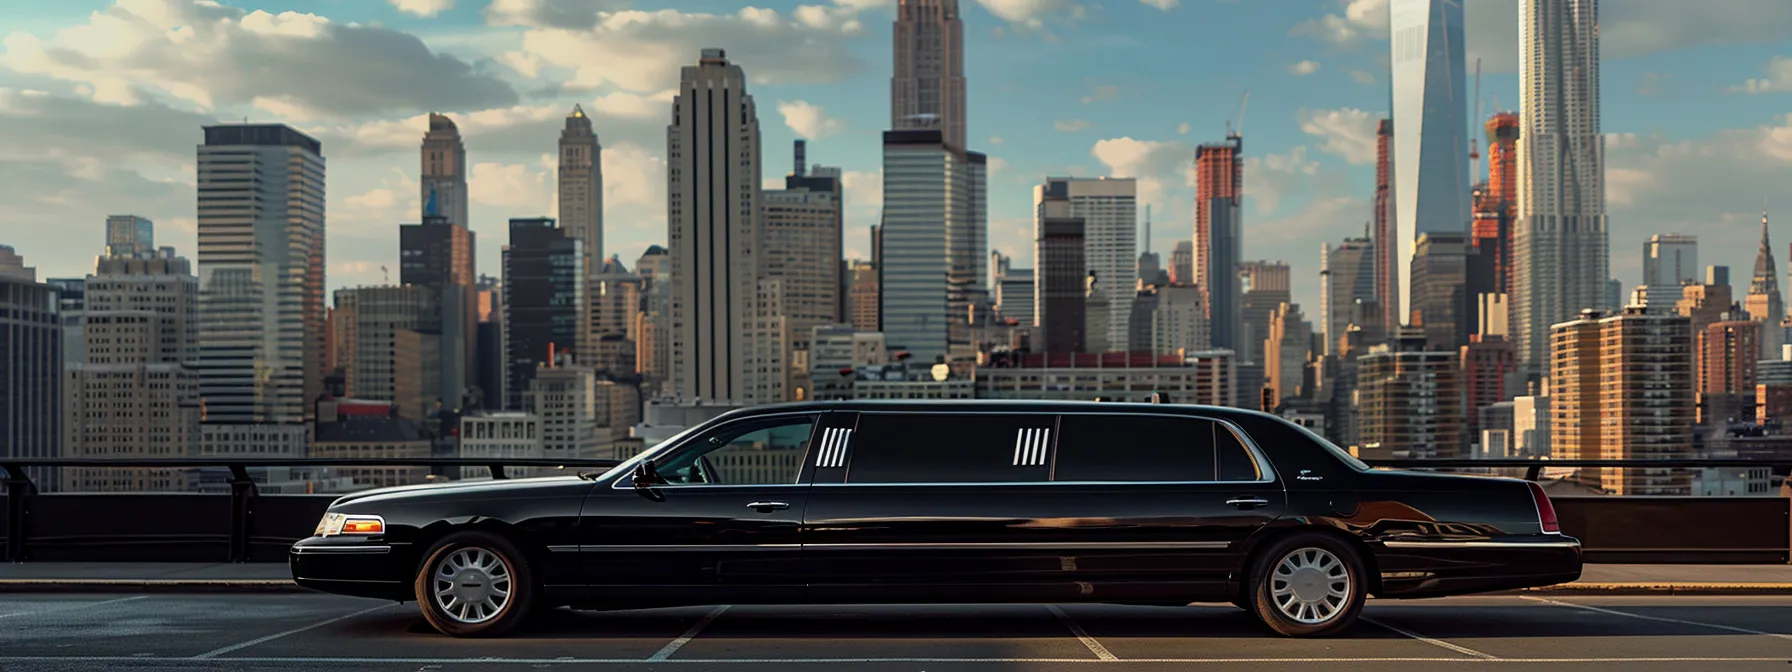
top-left (329, 475), bottom-right (590, 506)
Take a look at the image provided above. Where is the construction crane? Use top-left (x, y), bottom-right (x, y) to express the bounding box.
top-left (1469, 57), bottom-right (1482, 164)
top-left (1229, 90), bottom-right (1250, 139)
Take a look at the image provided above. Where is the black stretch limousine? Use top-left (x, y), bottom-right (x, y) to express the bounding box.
top-left (290, 401), bottom-right (1581, 638)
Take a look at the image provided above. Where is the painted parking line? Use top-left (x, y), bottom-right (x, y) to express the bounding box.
top-left (1361, 616), bottom-right (1498, 660)
top-left (1520, 596), bottom-right (1792, 642)
top-left (1048, 604), bottom-right (1119, 661)
top-left (190, 603), bottom-right (398, 659)
top-left (1, 655), bottom-right (1791, 665)
top-left (646, 604), bottom-right (730, 662)
top-left (0, 595), bottom-right (147, 619)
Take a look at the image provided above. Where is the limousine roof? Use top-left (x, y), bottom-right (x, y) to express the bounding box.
top-left (725, 399), bottom-right (1282, 422)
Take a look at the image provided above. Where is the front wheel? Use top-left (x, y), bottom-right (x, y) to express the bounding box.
top-left (414, 530), bottom-right (537, 637)
top-left (1247, 533), bottom-right (1366, 637)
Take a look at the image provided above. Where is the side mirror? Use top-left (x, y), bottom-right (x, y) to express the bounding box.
top-left (632, 459), bottom-right (664, 488)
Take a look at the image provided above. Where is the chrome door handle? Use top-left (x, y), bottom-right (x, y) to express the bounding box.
top-left (746, 501), bottom-right (790, 512)
top-left (1226, 496), bottom-right (1269, 509)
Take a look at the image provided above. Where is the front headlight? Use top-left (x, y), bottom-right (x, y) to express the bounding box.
top-left (314, 513), bottom-right (385, 537)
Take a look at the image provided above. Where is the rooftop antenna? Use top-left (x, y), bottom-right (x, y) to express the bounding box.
top-left (381, 265), bottom-right (389, 284)
top-left (1227, 89), bottom-right (1250, 139)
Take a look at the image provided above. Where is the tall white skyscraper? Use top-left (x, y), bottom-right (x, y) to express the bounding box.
top-left (1389, 0), bottom-right (1470, 318)
top-left (892, 0), bottom-right (966, 149)
top-left (667, 49), bottom-right (763, 404)
top-left (1036, 177), bottom-right (1136, 350)
top-left (420, 113), bottom-right (469, 229)
top-left (194, 124), bottom-right (325, 440)
top-left (882, 129), bottom-right (983, 362)
top-left (1513, 0), bottom-right (1608, 381)
top-left (560, 105), bottom-right (604, 272)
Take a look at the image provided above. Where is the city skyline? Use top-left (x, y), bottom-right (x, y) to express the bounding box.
top-left (6, 1), bottom-right (1792, 316)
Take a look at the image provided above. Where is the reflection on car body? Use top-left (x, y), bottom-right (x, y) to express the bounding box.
top-left (290, 400), bottom-right (1581, 638)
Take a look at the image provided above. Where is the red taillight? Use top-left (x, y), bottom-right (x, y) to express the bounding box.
top-left (1526, 481), bottom-right (1560, 533)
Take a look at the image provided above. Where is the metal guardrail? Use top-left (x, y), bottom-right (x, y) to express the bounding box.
top-left (1, 459), bottom-right (621, 563)
top-left (1365, 458), bottom-right (1791, 482)
top-left (0, 457), bottom-right (1787, 564)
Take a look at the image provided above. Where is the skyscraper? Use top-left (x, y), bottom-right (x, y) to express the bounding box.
top-left (1195, 135), bottom-right (1243, 353)
top-left (1037, 177), bottom-right (1137, 349)
top-left (1551, 307), bottom-right (1693, 495)
top-left (1410, 231), bottom-right (1469, 349)
top-left (1323, 236), bottom-right (1376, 355)
top-left (194, 124), bottom-right (325, 454)
top-left (668, 49), bottom-right (763, 403)
top-left (1239, 261), bottom-right (1291, 367)
top-left (1373, 119), bottom-right (1397, 333)
top-left (1035, 198), bottom-right (1086, 354)
top-left (1747, 212), bottom-right (1785, 358)
top-left (1357, 328), bottom-right (1465, 460)
top-left (63, 249), bottom-right (198, 492)
top-left (1170, 240), bottom-right (1193, 287)
top-left (1514, 0), bottom-right (1609, 384)
top-left (783, 140), bottom-right (847, 322)
top-left (502, 217), bottom-right (583, 409)
top-left (1138, 206), bottom-right (1168, 287)
top-left (891, 0), bottom-right (966, 149)
top-left (1, 266), bottom-right (60, 489)
top-left (420, 113), bottom-right (469, 230)
top-left (1390, 0), bottom-right (1471, 320)
top-left (559, 106), bottom-right (604, 276)
top-left (400, 196), bottom-right (477, 410)
top-left (336, 285), bottom-right (439, 420)
top-left (104, 215), bottom-right (155, 257)
top-left (882, 129), bottom-right (983, 363)
top-left (1642, 234), bottom-right (1698, 308)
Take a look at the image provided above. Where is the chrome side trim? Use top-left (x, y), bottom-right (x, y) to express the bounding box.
top-left (1381, 539), bottom-right (1582, 549)
top-left (810, 479), bottom-right (1272, 487)
top-left (805, 541), bottom-right (1231, 550)
top-left (546, 545), bottom-right (580, 553)
top-left (561, 541), bottom-right (1228, 552)
top-left (291, 545), bottom-right (392, 555)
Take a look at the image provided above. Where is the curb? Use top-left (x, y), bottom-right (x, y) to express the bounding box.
top-left (1506, 583), bottom-right (1792, 596)
top-left (0, 580), bottom-right (306, 594)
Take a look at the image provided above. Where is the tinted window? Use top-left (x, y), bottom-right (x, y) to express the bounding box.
top-left (656, 417), bottom-right (816, 485)
top-left (1054, 414), bottom-right (1217, 482)
top-left (1216, 424), bottom-right (1263, 481)
top-left (848, 413), bottom-right (1052, 483)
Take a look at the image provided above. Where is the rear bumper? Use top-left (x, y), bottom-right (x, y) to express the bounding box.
top-left (1372, 534), bottom-right (1583, 598)
top-left (289, 539), bottom-right (411, 600)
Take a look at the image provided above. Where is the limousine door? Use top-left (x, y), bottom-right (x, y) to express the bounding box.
top-left (575, 412), bottom-right (827, 598)
top-left (801, 410), bottom-right (1284, 603)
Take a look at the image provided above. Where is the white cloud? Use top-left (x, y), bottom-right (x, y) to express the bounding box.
top-left (1726, 56), bottom-right (1792, 95)
top-left (470, 161), bottom-right (555, 209)
top-left (389, 0), bottom-right (454, 17)
top-left (1090, 137), bottom-right (1192, 216)
top-left (484, 0), bottom-right (633, 27)
top-left (1290, 0), bottom-right (1386, 47)
top-left (841, 169), bottom-right (883, 227)
top-left (308, 92), bottom-right (671, 159)
top-left (1176, 122), bottom-right (1190, 135)
top-left (1288, 60), bottom-right (1321, 76)
top-left (1348, 69), bottom-right (1376, 85)
top-left (1139, 0), bottom-right (1177, 10)
top-left (1242, 146), bottom-right (1320, 215)
top-left (1081, 84), bottom-right (1119, 104)
top-left (0, 0), bottom-right (518, 117)
top-left (1054, 119), bottom-right (1094, 132)
top-left (989, 136), bottom-right (1006, 145)
top-left (777, 100), bottom-right (846, 138)
top-left (503, 9), bottom-right (868, 94)
top-left (1297, 107), bottom-right (1380, 165)
top-left (988, 156), bottom-right (1009, 176)
top-left (975, 0), bottom-right (1077, 29)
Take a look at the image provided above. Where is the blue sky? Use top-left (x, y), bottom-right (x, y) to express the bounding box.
top-left (5, 0), bottom-right (1792, 313)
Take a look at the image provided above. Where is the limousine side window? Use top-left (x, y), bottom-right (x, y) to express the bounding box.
top-left (1054, 415), bottom-right (1218, 482)
top-left (652, 417), bottom-right (817, 486)
top-left (846, 413), bottom-right (1052, 484)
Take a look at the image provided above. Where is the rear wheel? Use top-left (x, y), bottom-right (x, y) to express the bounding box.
top-left (414, 530), bottom-right (536, 637)
top-left (1247, 533), bottom-right (1365, 637)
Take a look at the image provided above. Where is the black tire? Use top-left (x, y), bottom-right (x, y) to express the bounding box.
top-left (414, 530), bottom-right (537, 637)
top-left (1247, 532), bottom-right (1366, 637)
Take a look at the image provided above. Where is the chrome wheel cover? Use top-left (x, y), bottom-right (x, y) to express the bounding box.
top-left (1270, 547), bottom-right (1351, 624)
top-left (432, 547), bottom-right (513, 625)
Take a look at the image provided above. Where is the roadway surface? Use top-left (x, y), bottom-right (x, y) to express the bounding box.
top-left (0, 593), bottom-right (1790, 671)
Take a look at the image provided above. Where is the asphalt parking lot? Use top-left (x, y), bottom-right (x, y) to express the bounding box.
top-left (0, 593), bottom-right (1789, 671)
